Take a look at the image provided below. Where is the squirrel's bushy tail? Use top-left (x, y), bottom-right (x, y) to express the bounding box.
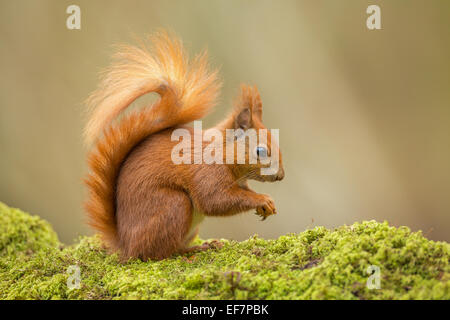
top-left (84, 32), bottom-right (220, 250)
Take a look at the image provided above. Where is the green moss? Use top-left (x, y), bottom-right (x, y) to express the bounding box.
top-left (0, 202), bottom-right (59, 258)
top-left (0, 202), bottom-right (448, 300)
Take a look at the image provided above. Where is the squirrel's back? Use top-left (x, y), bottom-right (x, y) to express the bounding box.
top-left (84, 32), bottom-right (220, 251)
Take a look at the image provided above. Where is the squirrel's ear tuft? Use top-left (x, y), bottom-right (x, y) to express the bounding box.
top-left (251, 85), bottom-right (262, 120)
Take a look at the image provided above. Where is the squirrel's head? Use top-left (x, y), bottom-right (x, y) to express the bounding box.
top-left (219, 85), bottom-right (284, 183)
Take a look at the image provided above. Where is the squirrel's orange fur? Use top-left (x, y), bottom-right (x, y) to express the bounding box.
top-left (84, 32), bottom-right (284, 261)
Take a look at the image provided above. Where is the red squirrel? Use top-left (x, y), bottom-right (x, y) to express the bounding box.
top-left (84, 32), bottom-right (284, 261)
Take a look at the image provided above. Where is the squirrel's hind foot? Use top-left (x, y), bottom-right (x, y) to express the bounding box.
top-left (180, 240), bottom-right (224, 255)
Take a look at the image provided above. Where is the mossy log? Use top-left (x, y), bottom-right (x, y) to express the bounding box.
top-left (0, 202), bottom-right (448, 300)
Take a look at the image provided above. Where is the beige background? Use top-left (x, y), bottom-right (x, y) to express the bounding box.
top-left (1, 0), bottom-right (449, 243)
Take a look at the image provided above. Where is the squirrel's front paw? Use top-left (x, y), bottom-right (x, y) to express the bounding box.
top-left (255, 195), bottom-right (277, 221)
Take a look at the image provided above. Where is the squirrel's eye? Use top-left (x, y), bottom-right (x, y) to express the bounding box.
top-left (255, 146), bottom-right (268, 158)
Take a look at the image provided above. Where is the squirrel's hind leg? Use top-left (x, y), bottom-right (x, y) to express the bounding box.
top-left (117, 188), bottom-right (193, 261)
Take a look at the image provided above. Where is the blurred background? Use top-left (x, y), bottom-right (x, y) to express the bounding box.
top-left (1, 0), bottom-right (449, 243)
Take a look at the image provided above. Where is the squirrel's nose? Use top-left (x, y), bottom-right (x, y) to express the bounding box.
top-left (276, 168), bottom-right (285, 181)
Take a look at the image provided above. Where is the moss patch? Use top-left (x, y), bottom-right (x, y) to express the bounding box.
top-left (0, 202), bottom-right (448, 300)
top-left (0, 202), bottom-right (59, 258)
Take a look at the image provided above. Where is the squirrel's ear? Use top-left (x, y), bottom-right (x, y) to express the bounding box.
top-left (229, 84), bottom-right (263, 130)
top-left (234, 107), bottom-right (252, 130)
top-left (235, 84), bottom-right (262, 122)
